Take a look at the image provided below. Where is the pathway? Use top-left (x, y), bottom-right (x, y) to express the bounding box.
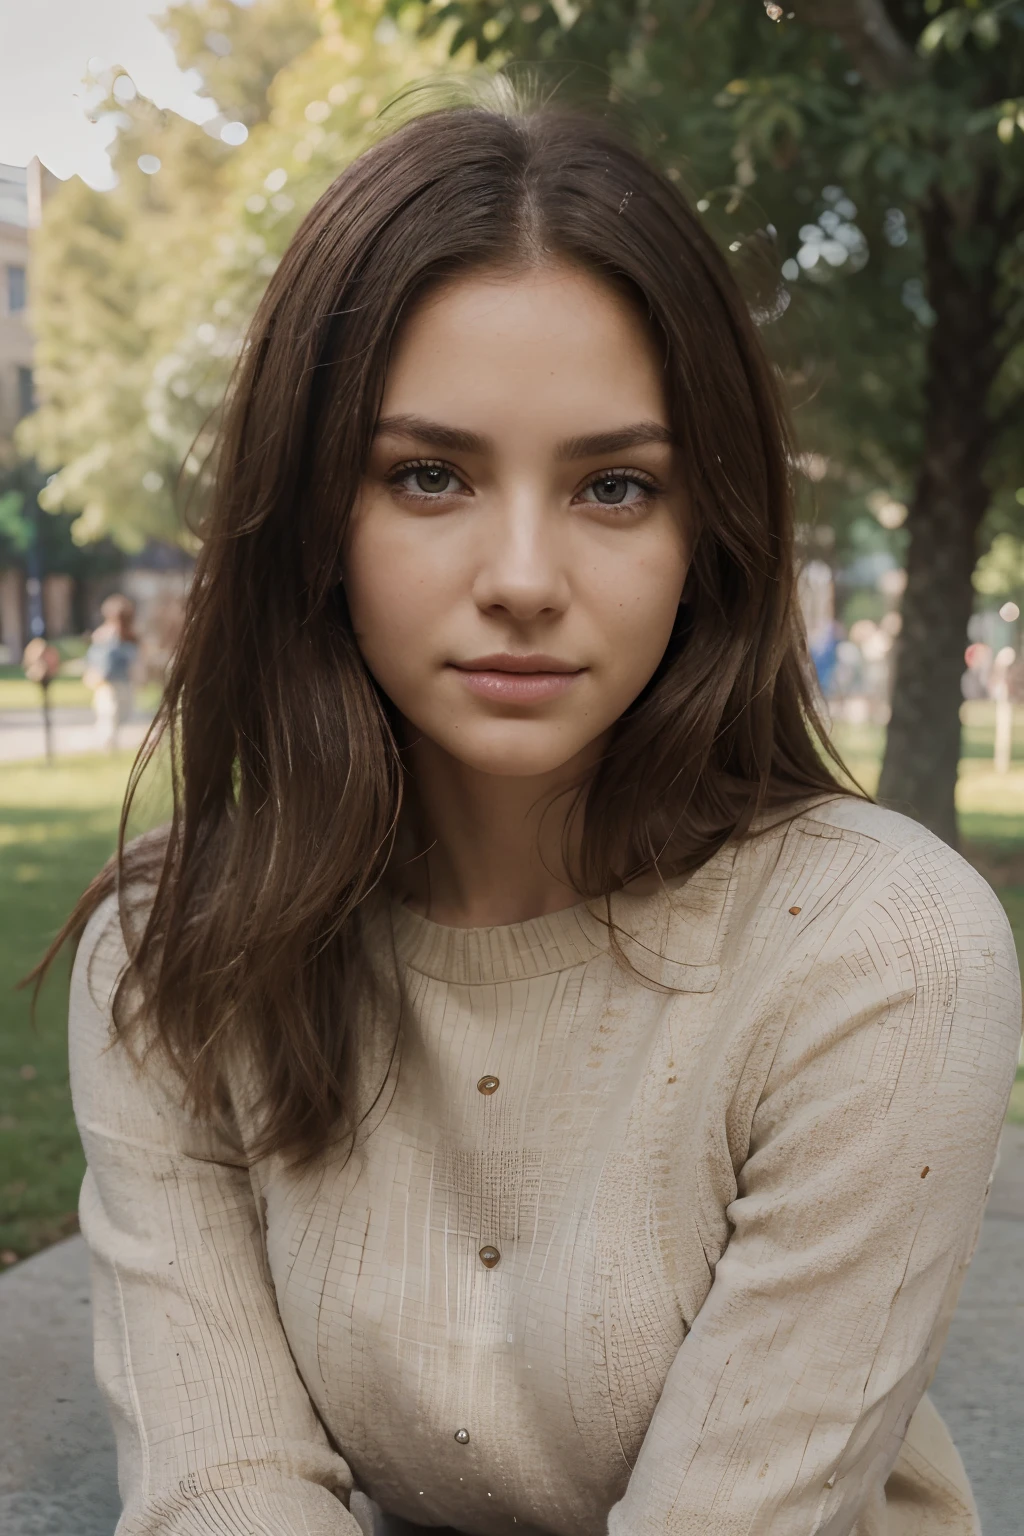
top-left (0, 707), bottom-right (151, 763)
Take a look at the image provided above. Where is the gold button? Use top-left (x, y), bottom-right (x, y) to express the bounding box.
top-left (454, 1428), bottom-right (470, 1444)
top-left (478, 1245), bottom-right (501, 1268)
top-left (477, 1075), bottom-right (499, 1095)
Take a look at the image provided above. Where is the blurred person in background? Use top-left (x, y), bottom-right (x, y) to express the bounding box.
top-left (846, 617), bottom-right (896, 726)
top-left (807, 612), bottom-right (841, 701)
top-left (962, 641), bottom-right (994, 702)
top-left (34, 85), bottom-right (1021, 1536)
top-left (83, 593), bottom-right (139, 752)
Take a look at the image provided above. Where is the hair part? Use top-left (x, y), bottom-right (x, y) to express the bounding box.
top-left (35, 80), bottom-right (867, 1167)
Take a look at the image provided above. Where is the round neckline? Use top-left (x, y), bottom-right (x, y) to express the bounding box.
top-left (380, 795), bottom-right (842, 987)
top-left (388, 889), bottom-right (614, 983)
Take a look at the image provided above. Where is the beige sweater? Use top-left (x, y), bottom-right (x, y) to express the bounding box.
top-left (69, 795), bottom-right (1022, 1536)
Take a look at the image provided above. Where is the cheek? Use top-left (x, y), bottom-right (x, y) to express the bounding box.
top-left (596, 554), bottom-right (688, 668)
top-left (343, 511), bottom-right (446, 680)
top-left (343, 529), bottom-right (400, 664)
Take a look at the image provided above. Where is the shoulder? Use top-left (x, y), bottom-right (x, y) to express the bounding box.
top-left (782, 792), bottom-right (943, 850)
top-left (659, 795), bottom-right (1020, 1019)
top-left (69, 832), bottom-right (167, 1061)
top-left (69, 867), bottom-right (248, 1165)
top-left (71, 892), bottom-right (127, 1036)
top-left (743, 793), bottom-right (1011, 932)
top-left (750, 791), bottom-right (940, 859)
top-left (742, 798), bottom-right (1020, 1059)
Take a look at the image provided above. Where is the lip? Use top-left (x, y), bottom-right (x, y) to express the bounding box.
top-left (449, 654), bottom-right (586, 704)
top-left (452, 653), bottom-right (583, 674)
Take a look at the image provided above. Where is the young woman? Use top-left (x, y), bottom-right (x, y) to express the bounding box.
top-left (58, 87), bottom-right (1020, 1536)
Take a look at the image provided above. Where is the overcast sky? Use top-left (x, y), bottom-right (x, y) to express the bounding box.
top-left (0, 0), bottom-right (236, 188)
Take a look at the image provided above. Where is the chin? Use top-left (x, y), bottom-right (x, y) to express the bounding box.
top-left (438, 726), bottom-right (593, 780)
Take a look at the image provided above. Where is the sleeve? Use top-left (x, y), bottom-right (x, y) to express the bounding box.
top-left (69, 894), bottom-right (363, 1536)
top-left (608, 836), bottom-right (1022, 1536)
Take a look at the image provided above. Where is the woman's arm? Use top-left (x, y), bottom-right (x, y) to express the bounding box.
top-left (69, 895), bottom-right (362, 1536)
top-left (609, 836), bottom-right (1021, 1536)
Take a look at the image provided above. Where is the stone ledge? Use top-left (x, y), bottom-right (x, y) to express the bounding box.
top-left (0, 1232), bottom-right (118, 1536)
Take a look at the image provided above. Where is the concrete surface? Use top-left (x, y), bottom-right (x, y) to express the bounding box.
top-left (929, 1122), bottom-right (1024, 1536)
top-left (0, 1233), bottom-right (119, 1536)
top-left (1, 1126), bottom-right (1022, 1536)
top-left (0, 707), bottom-right (150, 763)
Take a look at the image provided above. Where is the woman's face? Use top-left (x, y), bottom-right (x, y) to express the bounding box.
top-left (345, 262), bottom-right (690, 781)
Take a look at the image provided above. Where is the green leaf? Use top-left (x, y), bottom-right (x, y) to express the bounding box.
top-left (450, 20), bottom-right (481, 55)
top-left (0, 491), bottom-right (29, 552)
top-left (919, 10), bottom-right (973, 54)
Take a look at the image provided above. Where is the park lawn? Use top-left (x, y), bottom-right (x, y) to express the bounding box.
top-left (0, 676), bottom-right (93, 710)
top-left (1010, 1066), bottom-right (1024, 1125)
top-left (0, 753), bottom-right (138, 1262)
top-left (2, 722), bottom-right (1024, 1264)
top-left (0, 675), bottom-right (163, 712)
top-left (0, 658), bottom-right (91, 710)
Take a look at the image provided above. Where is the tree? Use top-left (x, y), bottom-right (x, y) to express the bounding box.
top-left (19, 0), bottom-right (322, 550)
top-left (0, 461), bottom-right (122, 627)
top-left (20, 0), bottom-right (469, 551)
top-left (392, 0), bottom-right (1024, 846)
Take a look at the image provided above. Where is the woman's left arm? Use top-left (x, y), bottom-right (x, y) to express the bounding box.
top-left (608, 836), bottom-right (1022, 1536)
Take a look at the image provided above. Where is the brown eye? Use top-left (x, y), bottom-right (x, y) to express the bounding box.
top-left (414, 466), bottom-right (455, 493)
top-left (578, 472), bottom-right (655, 509)
top-left (391, 462), bottom-right (468, 499)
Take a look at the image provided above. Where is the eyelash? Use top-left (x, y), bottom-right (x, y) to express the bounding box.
top-left (386, 457), bottom-right (663, 511)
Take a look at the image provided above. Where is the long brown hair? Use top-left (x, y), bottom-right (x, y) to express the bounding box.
top-left (41, 81), bottom-right (866, 1165)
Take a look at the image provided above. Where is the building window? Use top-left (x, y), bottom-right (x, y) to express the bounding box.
top-left (17, 366), bottom-right (34, 418)
top-left (7, 264), bottom-right (26, 313)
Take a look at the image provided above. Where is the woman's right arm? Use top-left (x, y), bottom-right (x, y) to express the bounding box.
top-left (69, 895), bottom-right (363, 1536)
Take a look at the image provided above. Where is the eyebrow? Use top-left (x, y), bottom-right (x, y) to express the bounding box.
top-left (373, 413), bottom-right (677, 460)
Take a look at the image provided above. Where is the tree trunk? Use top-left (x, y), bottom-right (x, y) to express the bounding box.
top-left (876, 188), bottom-right (1003, 849)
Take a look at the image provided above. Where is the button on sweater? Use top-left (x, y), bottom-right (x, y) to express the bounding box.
top-left (68, 795), bottom-right (1022, 1536)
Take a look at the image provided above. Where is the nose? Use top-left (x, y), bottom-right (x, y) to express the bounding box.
top-left (470, 491), bottom-right (572, 622)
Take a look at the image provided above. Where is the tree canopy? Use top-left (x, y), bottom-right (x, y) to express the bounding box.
top-left (26, 0), bottom-right (1023, 567)
top-left (389, 0), bottom-right (1024, 559)
top-left (20, 0), bottom-right (469, 549)
top-left (385, 0), bottom-right (1024, 840)
top-left (19, 0), bottom-right (1024, 837)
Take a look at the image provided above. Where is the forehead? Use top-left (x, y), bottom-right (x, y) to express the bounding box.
top-left (379, 263), bottom-right (669, 437)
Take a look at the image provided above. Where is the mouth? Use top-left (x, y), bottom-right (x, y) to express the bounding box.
top-left (449, 654), bottom-right (586, 704)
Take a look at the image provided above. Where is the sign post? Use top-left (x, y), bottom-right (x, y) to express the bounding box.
top-left (21, 639), bottom-right (61, 765)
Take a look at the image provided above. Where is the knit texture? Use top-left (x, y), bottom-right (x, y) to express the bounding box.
top-left (69, 795), bottom-right (1022, 1536)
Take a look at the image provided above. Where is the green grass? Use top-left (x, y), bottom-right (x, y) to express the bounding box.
top-left (2, 709), bottom-right (1024, 1264)
top-left (0, 676), bottom-right (93, 710)
top-left (1009, 1067), bottom-right (1024, 1126)
top-left (0, 754), bottom-right (138, 1262)
top-left (0, 672), bottom-right (162, 713)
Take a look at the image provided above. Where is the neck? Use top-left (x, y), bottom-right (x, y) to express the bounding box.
top-left (390, 730), bottom-right (610, 928)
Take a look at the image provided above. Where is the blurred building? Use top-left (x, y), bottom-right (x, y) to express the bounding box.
top-left (0, 162), bottom-right (34, 656)
top-left (0, 162), bottom-right (36, 447)
top-left (0, 159), bottom-right (57, 657)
